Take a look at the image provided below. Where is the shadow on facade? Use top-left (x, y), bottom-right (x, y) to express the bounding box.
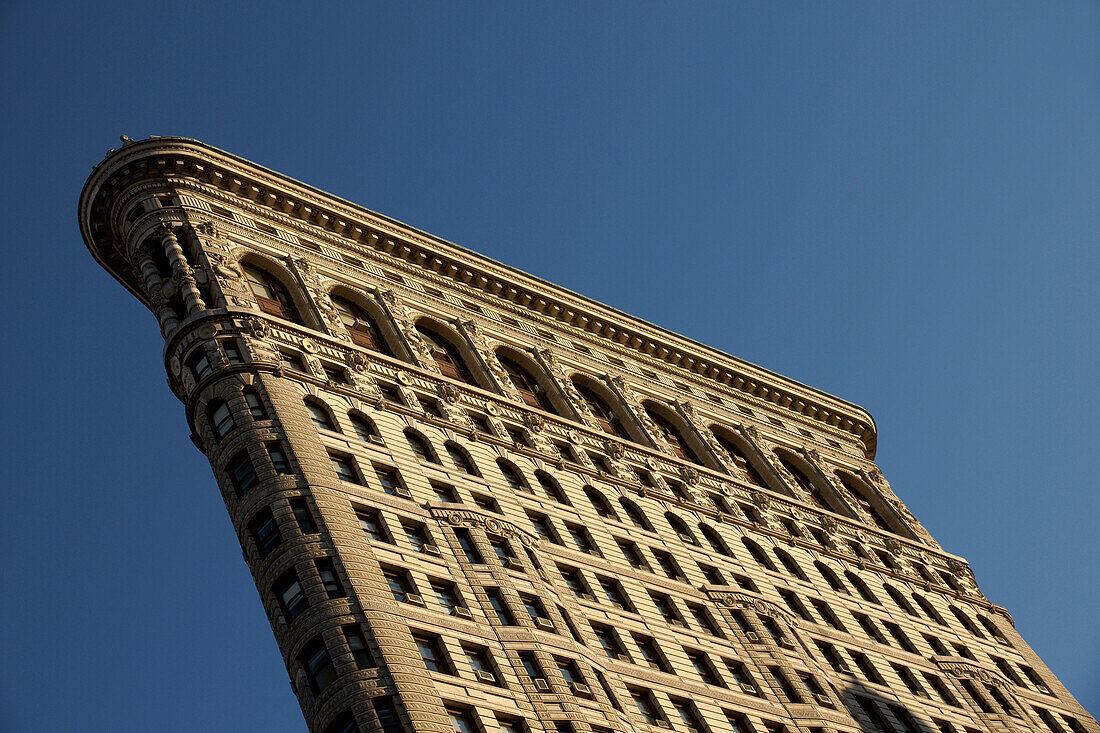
top-left (838, 683), bottom-right (926, 733)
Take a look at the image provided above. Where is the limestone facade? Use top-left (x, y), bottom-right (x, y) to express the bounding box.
top-left (79, 137), bottom-right (1098, 733)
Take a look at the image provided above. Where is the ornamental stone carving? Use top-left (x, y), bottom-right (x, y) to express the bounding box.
top-left (522, 412), bottom-right (545, 433)
top-left (707, 590), bottom-right (794, 624)
top-left (605, 441), bottom-right (626, 460)
top-left (246, 317), bottom-right (270, 340)
top-left (431, 506), bottom-right (540, 549)
top-left (437, 382), bottom-right (461, 404)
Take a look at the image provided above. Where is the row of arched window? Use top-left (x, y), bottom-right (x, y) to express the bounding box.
top-left (234, 257), bottom-right (907, 537)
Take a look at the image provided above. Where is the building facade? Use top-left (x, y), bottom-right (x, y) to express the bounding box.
top-left (79, 137), bottom-right (1096, 733)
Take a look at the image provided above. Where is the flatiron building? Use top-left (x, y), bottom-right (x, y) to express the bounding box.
top-left (79, 137), bottom-right (1097, 733)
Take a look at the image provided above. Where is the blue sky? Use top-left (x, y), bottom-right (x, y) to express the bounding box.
top-left (1, 2), bottom-right (1097, 730)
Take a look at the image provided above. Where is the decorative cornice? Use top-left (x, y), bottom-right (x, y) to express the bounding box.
top-left (79, 136), bottom-right (877, 456)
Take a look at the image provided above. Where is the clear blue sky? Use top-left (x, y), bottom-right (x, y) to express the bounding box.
top-left (1, 2), bottom-right (1097, 730)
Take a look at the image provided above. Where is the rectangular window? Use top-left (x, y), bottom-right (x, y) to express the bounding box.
top-left (227, 450), bottom-right (258, 496)
top-left (315, 558), bottom-right (345, 599)
top-left (633, 634), bottom-right (671, 673)
top-left (413, 632), bottom-right (453, 674)
top-left (248, 507), bottom-right (282, 557)
top-left (329, 452), bottom-right (361, 484)
top-left (290, 498), bottom-right (317, 534)
top-left (519, 652), bottom-right (547, 686)
top-left (299, 635), bottom-right (336, 693)
top-left (617, 539), bottom-right (648, 569)
top-left (769, 666), bottom-right (802, 702)
top-left (686, 649), bottom-right (722, 686)
top-left (688, 603), bottom-right (723, 636)
top-left (454, 528), bottom-right (482, 563)
top-left (372, 697), bottom-right (404, 733)
top-left (724, 659), bottom-right (760, 695)
top-left (485, 588), bottom-right (515, 625)
top-left (565, 523), bottom-right (597, 554)
top-left (628, 687), bottom-right (665, 726)
top-left (343, 624), bottom-right (375, 669)
top-left (381, 566), bottom-right (417, 603)
top-left (430, 579), bottom-right (462, 614)
top-left (356, 508), bottom-right (389, 543)
top-left (267, 443), bottom-right (292, 474)
top-left (597, 577), bottom-right (632, 611)
top-left (464, 645), bottom-right (500, 686)
top-left (528, 512), bottom-right (560, 544)
top-left (431, 482), bottom-right (459, 503)
top-left (670, 698), bottom-right (706, 733)
top-left (653, 549), bottom-right (684, 580)
top-left (273, 569), bottom-right (307, 622)
top-left (374, 464), bottom-right (406, 496)
top-left (401, 520), bottom-right (432, 552)
top-left (520, 594), bottom-right (552, 627)
top-left (592, 623), bottom-right (628, 660)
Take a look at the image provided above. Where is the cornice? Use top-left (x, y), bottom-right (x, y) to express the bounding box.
top-left (79, 136), bottom-right (877, 457)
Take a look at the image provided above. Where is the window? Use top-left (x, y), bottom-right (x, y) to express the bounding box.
top-left (617, 539), bottom-right (648, 569)
top-left (574, 381), bottom-right (630, 438)
top-left (273, 569), bottom-right (308, 622)
top-left (815, 641), bottom-right (848, 674)
top-left (520, 594), bottom-right (552, 627)
top-left (454, 528), bottom-right (482, 563)
top-left (519, 652), bottom-right (548, 687)
top-left (485, 588), bottom-right (515, 625)
top-left (666, 513), bottom-right (698, 545)
top-left (619, 498), bottom-right (653, 531)
top-left (349, 413), bottom-right (380, 443)
top-left (248, 507), bottom-right (282, 558)
top-left (992, 657), bottom-right (1024, 687)
top-left (699, 563), bottom-right (724, 585)
top-left (329, 452), bottom-right (361, 484)
top-left (299, 635), bottom-right (336, 693)
top-left (497, 459), bottom-right (529, 492)
top-left (774, 548), bottom-right (809, 581)
top-left (471, 493), bottom-right (500, 514)
top-left (209, 400), bottom-right (234, 440)
top-left (416, 323), bottom-right (477, 385)
top-left (431, 579), bottom-right (463, 615)
top-left (382, 566), bottom-right (418, 603)
top-left (498, 353), bottom-right (556, 412)
top-left (593, 670), bottom-right (622, 711)
top-left (242, 262), bottom-right (302, 323)
top-left (852, 696), bottom-right (892, 733)
top-left (267, 443), bottom-right (292, 474)
top-left (777, 454), bottom-right (832, 510)
top-left (731, 573), bottom-right (757, 591)
top-left (914, 593), bottom-right (948, 625)
top-left (761, 616), bottom-right (788, 646)
top-left (725, 712), bottom-right (754, 733)
top-left (714, 432), bottom-right (768, 489)
top-left (815, 562), bottom-right (847, 593)
top-left (495, 717), bottom-right (526, 733)
top-left (653, 549), bottom-right (685, 580)
top-left (893, 664), bottom-right (928, 697)
top-left (855, 613), bottom-right (886, 643)
top-left (628, 687), bottom-right (665, 726)
top-left (489, 536), bottom-right (519, 567)
top-left (414, 632), bottom-right (453, 674)
top-left (650, 592), bottom-right (684, 626)
top-left (924, 634), bottom-right (948, 655)
top-left (187, 348), bottom-right (212, 380)
top-left (559, 567), bottom-right (590, 599)
top-left (374, 465), bottom-right (407, 497)
top-left (464, 645), bottom-right (500, 685)
top-left (644, 405), bottom-right (702, 464)
top-left (343, 624), bottom-right (375, 669)
top-left (536, 471), bottom-right (569, 504)
top-left (584, 486), bottom-right (617, 519)
top-left (846, 571), bottom-right (879, 603)
top-left (688, 602), bottom-right (722, 636)
top-left (597, 577), bottom-right (632, 611)
top-left (307, 400), bottom-right (337, 431)
top-left (743, 538), bottom-right (777, 571)
top-left (671, 698), bottom-right (706, 733)
top-left (686, 649), bottom-right (723, 686)
top-left (332, 294), bottom-right (392, 354)
top-left (528, 513), bottom-right (560, 544)
top-left (950, 605), bottom-right (984, 637)
top-left (769, 666), bottom-right (802, 702)
top-left (286, 498), bottom-right (316, 534)
top-left (356, 508), bottom-right (390, 542)
top-left (401, 520), bottom-right (433, 552)
top-left (324, 710), bottom-right (359, 733)
top-left (226, 450), bottom-right (258, 496)
top-left (634, 633), bottom-right (672, 672)
top-left (405, 430), bottom-right (437, 463)
top-left (885, 621), bottom-right (918, 653)
top-left (564, 523), bottom-right (598, 554)
top-left (699, 524), bottom-right (732, 556)
top-left (243, 389), bottom-right (267, 419)
top-left (837, 471), bottom-right (896, 533)
top-left (725, 659), bottom-right (760, 694)
top-left (850, 651), bottom-right (885, 685)
top-left (592, 624), bottom-right (628, 659)
top-left (555, 657), bottom-right (586, 686)
top-left (810, 598), bottom-right (845, 630)
top-left (431, 482), bottom-right (459, 503)
top-left (419, 397), bottom-right (444, 418)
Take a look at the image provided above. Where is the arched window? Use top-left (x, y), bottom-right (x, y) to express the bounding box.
top-left (306, 400), bottom-right (337, 432)
top-left (573, 380), bottom-right (629, 438)
top-left (815, 562), bottom-right (848, 594)
top-left (774, 548), bottom-right (809, 581)
top-left (699, 524), bottom-right (732, 557)
top-left (743, 538), bottom-right (777, 571)
top-left (977, 615), bottom-right (1007, 642)
top-left (884, 585), bottom-right (917, 616)
top-left (713, 432), bottom-right (768, 490)
top-left (913, 593), bottom-right (947, 626)
top-left (416, 323), bottom-right (477, 385)
top-left (619, 498), bottom-right (653, 532)
top-left (331, 294), bottom-right (392, 355)
top-left (845, 571), bottom-right (879, 604)
top-left (405, 430), bottom-right (438, 463)
top-left (348, 412), bottom-right (380, 443)
top-left (497, 353), bottom-right (556, 413)
top-left (584, 487), bottom-right (617, 520)
top-left (243, 388), bottom-right (267, 420)
top-left (209, 399), bottom-right (234, 440)
top-left (497, 459), bottom-right (528, 492)
top-left (644, 405), bottom-right (702, 464)
top-left (937, 570), bottom-right (963, 592)
top-left (836, 472), bottom-right (897, 534)
top-left (950, 606), bottom-right (984, 638)
top-left (777, 454), bottom-right (835, 512)
top-left (241, 262), bottom-right (302, 323)
top-left (666, 513), bottom-right (698, 545)
top-left (444, 442), bottom-right (479, 475)
top-left (535, 471), bottom-right (569, 505)
top-left (912, 563), bottom-right (938, 584)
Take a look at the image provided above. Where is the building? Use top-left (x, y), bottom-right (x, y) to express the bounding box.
top-left (78, 136), bottom-right (1097, 733)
